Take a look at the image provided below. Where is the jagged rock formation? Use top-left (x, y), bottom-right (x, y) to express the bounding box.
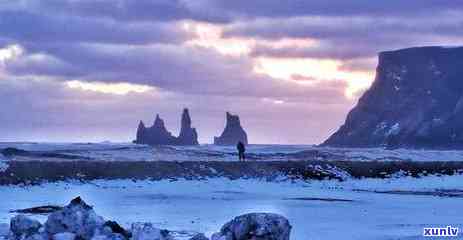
top-left (177, 109), bottom-right (199, 145)
top-left (135, 115), bottom-right (177, 145)
top-left (323, 46), bottom-right (463, 149)
top-left (214, 112), bottom-right (248, 145)
top-left (135, 108), bottom-right (199, 146)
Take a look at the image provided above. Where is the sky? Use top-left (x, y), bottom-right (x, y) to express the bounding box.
top-left (1, 1), bottom-right (463, 144)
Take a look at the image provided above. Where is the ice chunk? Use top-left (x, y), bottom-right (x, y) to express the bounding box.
top-left (10, 215), bottom-right (42, 240)
top-left (45, 197), bottom-right (105, 240)
top-left (131, 223), bottom-right (172, 240)
top-left (211, 213), bottom-right (291, 240)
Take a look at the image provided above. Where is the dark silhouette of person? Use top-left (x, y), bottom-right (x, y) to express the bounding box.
top-left (237, 141), bottom-right (246, 161)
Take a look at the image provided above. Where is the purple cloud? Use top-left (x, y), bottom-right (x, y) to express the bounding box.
top-left (1, 0), bottom-right (462, 144)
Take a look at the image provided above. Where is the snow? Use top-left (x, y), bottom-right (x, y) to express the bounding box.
top-left (386, 123), bottom-right (400, 136)
top-left (1, 176), bottom-right (463, 240)
top-left (131, 223), bottom-right (169, 240)
top-left (52, 232), bottom-right (76, 240)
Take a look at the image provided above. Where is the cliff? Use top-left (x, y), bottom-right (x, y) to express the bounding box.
top-left (323, 46), bottom-right (463, 148)
top-left (135, 108), bottom-right (199, 146)
top-left (214, 112), bottom-right (248, 145)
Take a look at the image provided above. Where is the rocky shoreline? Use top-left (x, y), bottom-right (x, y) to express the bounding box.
top-left (4, 197), bottom-right (291, 240)
top-left (1, 160), bottom-right (463, 185)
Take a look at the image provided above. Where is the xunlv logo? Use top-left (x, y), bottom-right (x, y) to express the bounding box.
top-left (423, 226), bottom-right (459, 237)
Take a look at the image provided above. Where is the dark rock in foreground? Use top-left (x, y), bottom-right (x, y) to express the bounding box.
top-left (6, 198), bottom-right (292, 240)
top-left (7, 197), bottom-right (205, 240)
top-left (324, 46), bottom-right (463, 149)
top-left (214, 112), bottom-right (248, 145)
top-left (135, 108), bottom-right (199, 146)
top-left (211, 213), bottom-right (291, 240)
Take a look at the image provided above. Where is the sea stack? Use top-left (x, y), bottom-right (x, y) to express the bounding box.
top-left (135, 114), bottom-right (177, 145)
top-left (135, 108), bottom-right (199, 146)
top-left (176, 108), bottom-right (199, 145)
top-left (323, 46), bottom-right (463, 149)
top-left (214, 112), bottom-right (248, 145)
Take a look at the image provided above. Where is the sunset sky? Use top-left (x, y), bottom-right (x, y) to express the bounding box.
top-left (1, 1), bottom-right (463, 144)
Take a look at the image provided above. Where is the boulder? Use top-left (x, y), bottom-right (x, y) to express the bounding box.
top-left (44, 197), bottom-right (105, 240)
top-left (131, 223), bottom-right (172, 240)
top-left (214, 112), bottom-right (248, 145)
top-left (9, 215), bottom-right (42, 240)
top-left (188, 233), bottom-right (208, 240)
top-left (102, 221), bottom-right (131, 239)
top-left (211, 213), bottom-right (291, 240)
top-left (323, 46), bottom-right (463, 149)
top-left (6, 197), bottom-right (210, 240)
top-left (91, 220), bottom-right (131, 240)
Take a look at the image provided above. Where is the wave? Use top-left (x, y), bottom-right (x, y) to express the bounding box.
top-left (2, 142), bottom-right (463, 162)
top-left (0, 143), bottom-right (318, 161)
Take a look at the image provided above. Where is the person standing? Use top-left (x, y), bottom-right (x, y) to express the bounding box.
top-left (237, 141), bottom-right (246, 161)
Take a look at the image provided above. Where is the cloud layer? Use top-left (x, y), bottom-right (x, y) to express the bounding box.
top-left (1, 1), bottom-right (462, 144)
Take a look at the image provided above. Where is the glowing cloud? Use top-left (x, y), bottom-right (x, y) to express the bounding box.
top-left (253, 57), bottom-right (374, 98)
top-left (182, 21), bottom-right (373, 99)
top-left (66, 80), bottom-right (154, 95)
top-left (183, 21), bottom-right (315, 56)
top-left (183, 21), bottom-right (252, 55)
top-left (0, 44), bottom-right (24, 65)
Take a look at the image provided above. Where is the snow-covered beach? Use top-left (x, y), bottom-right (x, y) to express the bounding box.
top-left (2, 143), bottom-right (463, 239)
top-left (2, 176), bottom-right (463, 240)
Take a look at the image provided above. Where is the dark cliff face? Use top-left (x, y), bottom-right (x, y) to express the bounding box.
top-left (214, 112), bottom-right (248, 145)
top-left (135, 109), bottom-right (199, 146)
top-left (323, 46), bottom-right (463, 149)
top-left (177, 109), bottom-right (199, 145)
